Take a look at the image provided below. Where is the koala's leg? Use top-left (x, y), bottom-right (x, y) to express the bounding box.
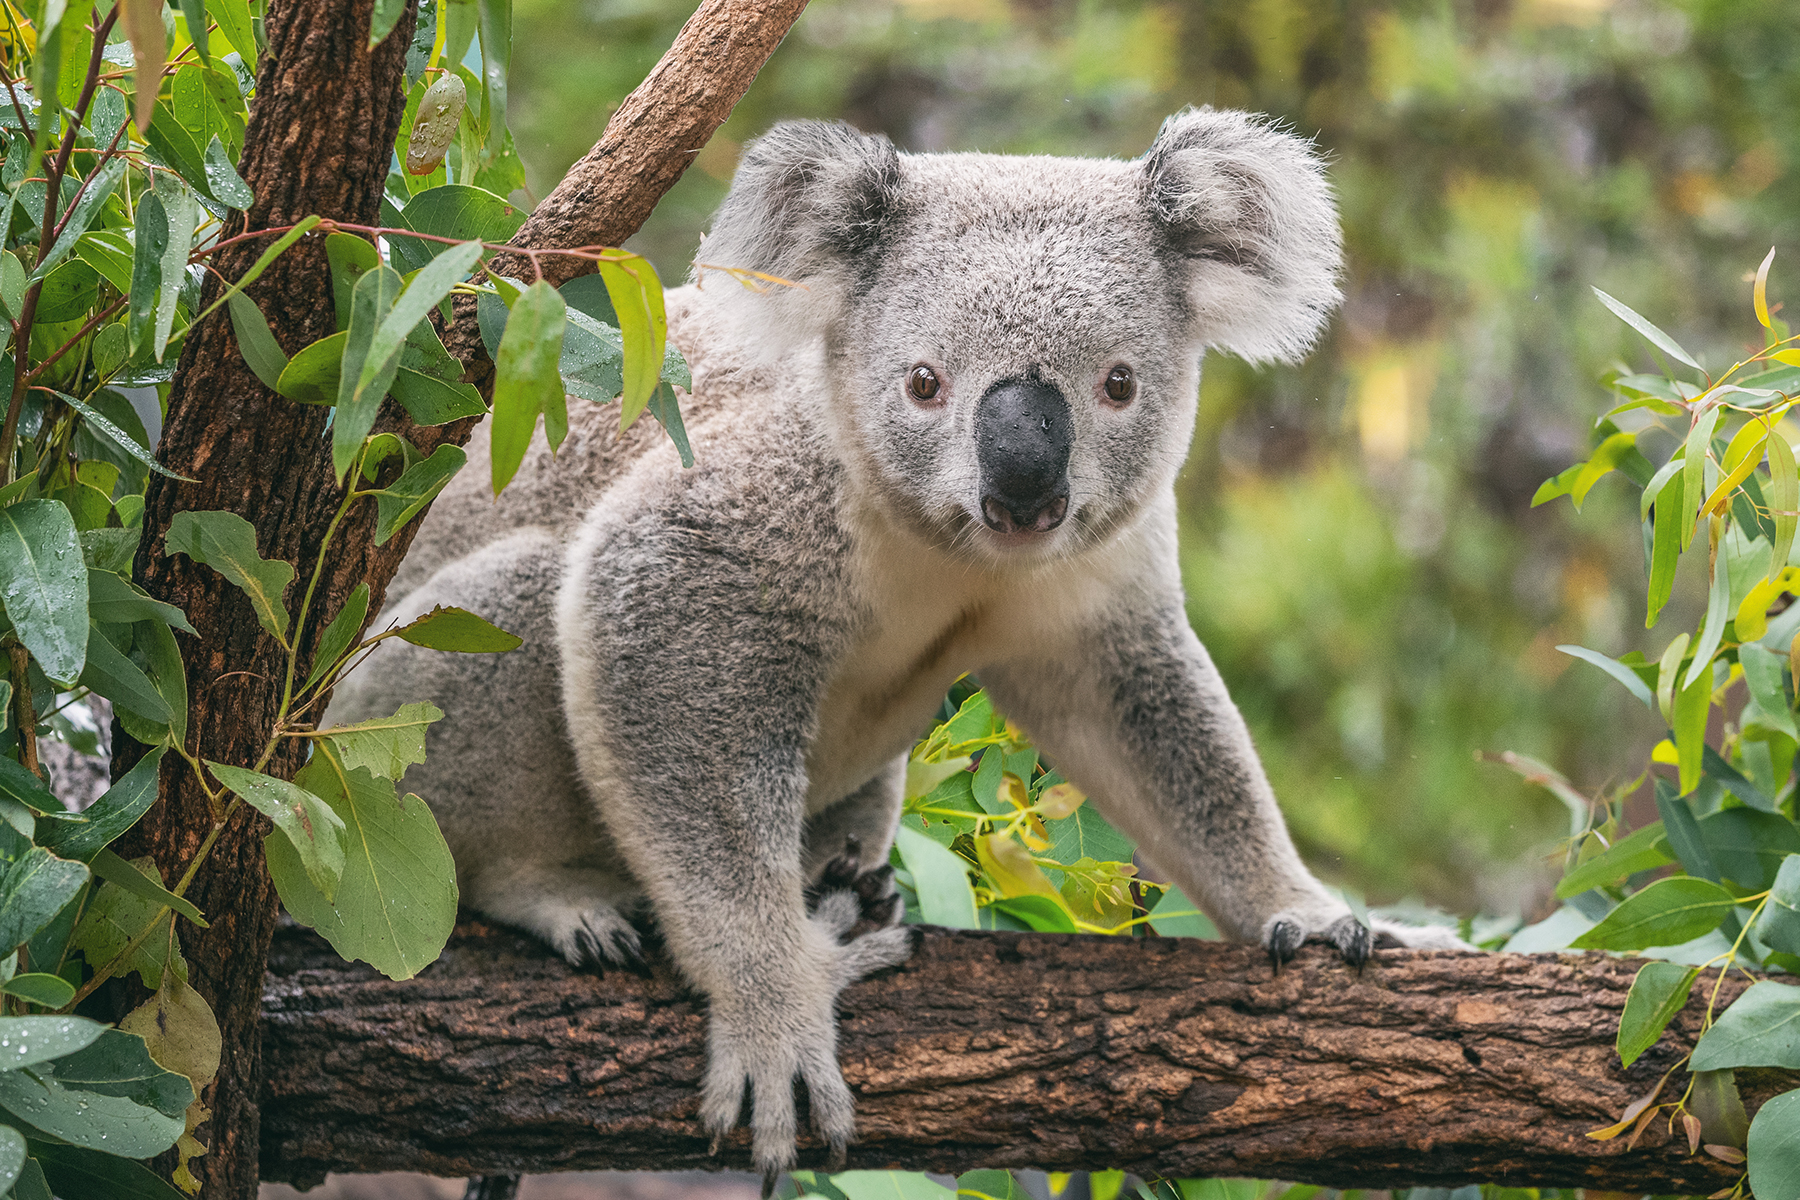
top-left (328, 529), bottom-right (645, 969)
top-left (982, 602), bottom-right (1458, 966)
top-left (559, 542), bottom-right (911, 1181)
top-left (802, 760), bottom-right (905, 932)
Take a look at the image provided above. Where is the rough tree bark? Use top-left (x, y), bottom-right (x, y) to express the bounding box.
top-left (259, 928), bottom-right (1795, 1192)
top-left (107, 2), bottom-right (809, 1195)
top-left (113, 5), bottom-right (416, 1198)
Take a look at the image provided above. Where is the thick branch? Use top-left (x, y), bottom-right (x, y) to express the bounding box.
top-left (259, 927), bottom-right (1793, 1191)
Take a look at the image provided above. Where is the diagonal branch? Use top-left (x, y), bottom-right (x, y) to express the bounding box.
top-left (259, 925), bottom-right (1796, 1192)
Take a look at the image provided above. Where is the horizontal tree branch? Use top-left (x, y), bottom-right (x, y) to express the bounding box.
top-left (258, 925), bottom-right (1795, 1191)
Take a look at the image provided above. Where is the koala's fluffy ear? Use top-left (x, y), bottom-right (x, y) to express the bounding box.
top-left (1139, 108), bottom-right (1343, 364)
top-left (692, 121), bottom-right (901, 346)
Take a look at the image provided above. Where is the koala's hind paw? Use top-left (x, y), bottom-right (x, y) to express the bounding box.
top-left (806, 835), bottom-right (903, 938)
top-left (549, 906), bottom-right (644, 973)
top-left (1262, 909), bottom-right (1373, 970)
top-left (700, 1007), bottom-right (857, 1181)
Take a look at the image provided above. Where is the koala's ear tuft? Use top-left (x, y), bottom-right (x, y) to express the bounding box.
top-left (1139, 108), bottom-right (1343, 364)
top-left (697, 120), bottom-right (902, 285)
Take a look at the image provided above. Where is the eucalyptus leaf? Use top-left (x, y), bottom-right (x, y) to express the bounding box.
top-left (163, 510), bottom-right (293, 642)
top-left (205, 761), bottom-right (347, 901)
top-left (0, 500), bottom-right (88, 684)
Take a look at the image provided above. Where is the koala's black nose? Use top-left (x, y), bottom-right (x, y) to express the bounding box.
top-left (976, 376), bottom-right (1072, 535)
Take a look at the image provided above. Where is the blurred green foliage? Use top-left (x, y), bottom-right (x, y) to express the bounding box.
top-left (508, 0), bottom-right (1798, 916)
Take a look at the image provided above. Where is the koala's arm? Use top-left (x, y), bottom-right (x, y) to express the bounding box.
top-left (980, 592), bottom-right (1372, 965)
top-left (557, 503), bottom-right (909, 1179)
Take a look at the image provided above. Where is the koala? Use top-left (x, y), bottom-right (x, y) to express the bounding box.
top-left (331, 108), bottom-right (1464, 1184)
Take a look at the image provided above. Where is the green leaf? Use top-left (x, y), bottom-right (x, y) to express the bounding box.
top-left (369, 0), bottom-right (409, 47)
top-left (86, 570), bottom-right (193, 635)
top-left (1742, 643), bottom-right (1799, 741)
top-left (205, 761), bottom-right (347, 902)
top-left (1557, 644), bottom-right (1654, 709)
top-left (1771, 433), bottom-right (1799, 583)
top-left (0, 973), bottom-right (74, 1009)
top-left (202, 134), bottom-right (252, 209)
top-left (830, 1173), bottom-right (955, 1200)
top-left (392, 604), bottom-right (521, 652)
top-left (1683, 407), bottom-right (1722, 551)
top-left (1698, 808), bottom-right (1800, 891)
top-left (0, 757), bottom-right (56, 817)
top-left (0, 1017), bottom-right (105, 1070)
top-left (125, 190), bottom-right (167, 357)
top-left (70, 858), bottom-right (184, 989)
top-left (490, 280), bottom-right (567, 492)
top-left (1748, 1088), bottom-right (1800, 1200)
top-left (21, 742), bottom-right (162, 863)
top-left (1673, 657), bottom-right (1711, 797)
top-left (1618, 961), bottom-right (1698, 1068)
top-left (89, 848), bottom-right (206, 926)
top-left (356, 240), bottom-right (483, 426)
top-left (957, 1171), bottom-right (1031, 1200)
top-left (163, 510), bottom-right (294, 642)
top-left (149, 182), bottom-right (197, 362)
top-left (210, 0), bottom-right (256, 62)
top-left (0, 840), bottom-right (90, 964)
top-left (33, 156), bottom-right (125, 279)
top-left (227, 291), bottom-right (288, 388)
top-left (391, 184), bottom-right (523, 272)
top-left (0, 500), bottom-right (88, 684)
top-left (79, 621), bottom-right (172, 725)
top-left (597, 256), bottom-right (665, 429)
top-left (1593, 287), bottom-right (1704, 372)
top-left (390, 366), bottom-right (485, 426)
top-left (1555, 822), bottom-right (1673, 898)
top-left (1693, 981), bottom-right (1800, 1070)
top-left (0, 1029), bottom-right (192, 1157)
top-left (1046, 800), bottom-right (1133, 868)
top-left (0, 1123), bottom-right (22, 1193)
top-left (476, 0), bottom-right (509, 165)
top-left (558, 304), bottom-right (623, 402)
top-left (1147, 884), bottom-right (1221, 939)
top-left (325, 232), bottom-right (380, 332)
top-left (1569, 876), bottom-right (1737, 951)
top-left (302, 582), bottom-right (370, 694)
top-left (988, 894), bottom-right (1077, 932)
top-left (0, 250), bottom-right (25, 318)
top-left (317, 702), bottom-right (444, 783)
top-left (75, 230), bottom-right (134, 296)
top-left (333, 264), bottom-right (405, 482)
top-left (54, 391), bottom-right (190, 482)
top-left (275, 330), bottom-right (350, 404)
top-left (1762, 856), bottom-right (1800, 957)
top-left (892, 824), bottom-right (976, 929)
top-left (112, 619), bottom-right (187, 748)
top-left (648, 380), bottom-right (693, 468)
top-left (372, 445), bottom-right (466, 544)
top-left (30, 1142), bottom-right (187, 1200)
top-left (265, 754), bottom-right (457, 980)
top-left (1648, 467), bottom-right (1683, 627)
top-left (119, 972), bottom-right (220, 1090)
top-left (1685, 555), bottom-right (1733, 688)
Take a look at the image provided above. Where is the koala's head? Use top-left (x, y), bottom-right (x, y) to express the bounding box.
top-left (695, 109), bottom-right (1342, 563)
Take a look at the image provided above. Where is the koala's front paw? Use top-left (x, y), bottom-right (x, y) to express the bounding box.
top-left (545, 903), bottom-right (645, 972)
top-left (806, 834), bottom-right (903, 939)
top-left (1262, 908), bottom-right (1372, 969)
top-left (702, 884), bottom-right (914, 1188)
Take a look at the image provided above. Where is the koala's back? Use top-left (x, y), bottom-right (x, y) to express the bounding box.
top-left (388, 286), bottom-right (751, 601)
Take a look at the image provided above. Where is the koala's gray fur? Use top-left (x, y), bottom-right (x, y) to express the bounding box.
top-left (331, 108), bottom-right (1464, 1182)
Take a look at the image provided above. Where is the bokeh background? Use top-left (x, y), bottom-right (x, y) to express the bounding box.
top-left (505, 0), bottom-right (1799, 922)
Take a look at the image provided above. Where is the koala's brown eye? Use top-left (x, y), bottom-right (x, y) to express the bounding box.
top-left (1104, 365), bottom-right (1136, 405)
top-left (907, 364), bottom-right (942, 403)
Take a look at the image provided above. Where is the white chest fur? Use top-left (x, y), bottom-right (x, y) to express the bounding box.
top-left (803, 512), bottom-right (1149, 810)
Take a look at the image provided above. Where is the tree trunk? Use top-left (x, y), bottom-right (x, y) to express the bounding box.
top-left (259, 927), bottom-right (1794, 1192)
top-left (112, 2), bottom-right (416, 1196)
top-left (108, 3), bottom-right (810, 1195)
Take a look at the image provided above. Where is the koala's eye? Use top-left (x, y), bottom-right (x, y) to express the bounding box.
top-left (1104, 365), bottom-right (1136, 406)
top-left (907, 364), bottom-right (942, 404)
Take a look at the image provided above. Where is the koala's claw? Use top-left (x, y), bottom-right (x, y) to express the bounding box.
top-left (761, 1170), bottom-right (779, 1200)
top-left (1264, 917), bottom-right (1305, 970)
top-left (1326, 914), bottom-right (1373, 969)
top-left (807, 838), bottom-right (904, 941)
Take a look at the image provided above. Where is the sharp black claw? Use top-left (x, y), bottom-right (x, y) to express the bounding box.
top-left (709, 1132), bottom-right (723, 1156)
top-left (853, 864), bottom-right (894, 903)
top-left (827, 1138), bottom-right (848, 1172)
top-left (762, 1170), bottom-right (779, 1200)
top-left (1265, 919), bottom-right (1302, 974)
